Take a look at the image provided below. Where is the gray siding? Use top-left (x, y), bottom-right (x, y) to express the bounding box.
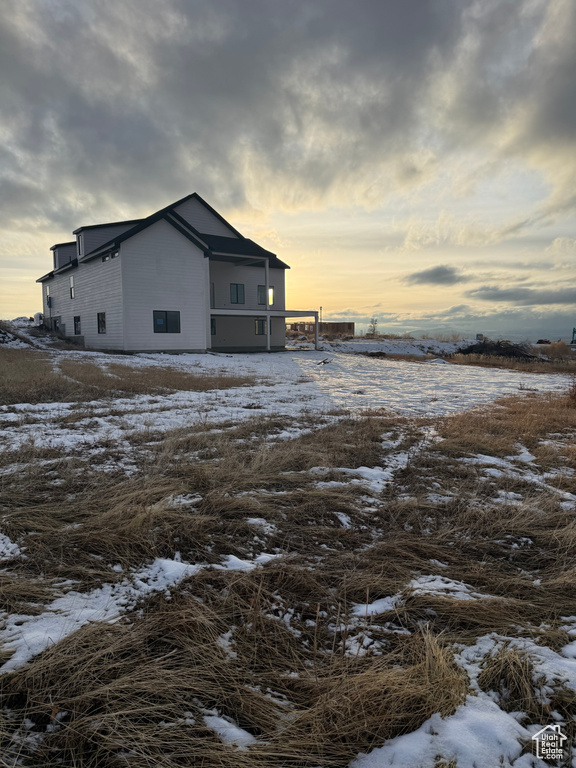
top-left (211, 316), bottom-right (285, 350)
top-left (79, 223), bottom-right (140, 256)
top-left (209, 261), bottom-right (285, 311)
top-left (174, 198), bottom-right (239, 237)
top-left (53, 244), bottom-right (77, 269)
top-left (121, 219), bottom-right (208, 352)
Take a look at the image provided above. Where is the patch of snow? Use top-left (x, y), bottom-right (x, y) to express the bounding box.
top-left (0, 532), bottom-right (22, 561)
top-left (203, 715), bottom-right (257, 749)
top-left (409, 575), bottom-right (495, 601)
top-left (350, 693), bottom-right (535, 768)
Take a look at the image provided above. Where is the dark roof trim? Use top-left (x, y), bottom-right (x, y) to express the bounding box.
top-left (80, 211), bottom-right (208, 263)
top-left (73, 218), bottom-right (143, 235)
top-left (36, 271), bottom-right (54, 283)
top-left (165, 211), bottom-right (209, 249)
top-left (54, 259), bottom-right (78, 275)
top-left (187, 192), bottom-right (244, 238)
top-left (50, 241), bottom-right (76, 251)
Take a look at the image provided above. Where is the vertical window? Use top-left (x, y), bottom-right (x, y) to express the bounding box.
top-left (46, 284), bottom-right (50, 297)
top-left (74, 316), bottom-right (81, 335)
top-left (78, 234), bottom-right (83, 257)
top-left (97, 312), bottom-right (106, 334)
top-left (255, 319), bottom-right (266, 335)
top-left (153, 311), bottom-right (181, 333)
top-left (211, 318), bottom-right (216, 336)
top-left (258, 285), bottom-right (274, 305)
top-left (210, 282), bottom-right (215, 309)
top-left (69, 275), bottom-right (75, 299)
top-left (230, 283), bottom-right (245, 304)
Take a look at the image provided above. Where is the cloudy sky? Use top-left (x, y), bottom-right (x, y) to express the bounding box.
top-left (1, 0), bottom-right (575, 339)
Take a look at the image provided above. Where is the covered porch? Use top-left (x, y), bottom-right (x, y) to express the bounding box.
top-left (209, 309), bottom-right (319, 352)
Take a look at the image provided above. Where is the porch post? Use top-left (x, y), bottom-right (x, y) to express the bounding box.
top-left (265, 258), bottom-right (271, 352)
top-left (314, 311), bottom-right (319, 350)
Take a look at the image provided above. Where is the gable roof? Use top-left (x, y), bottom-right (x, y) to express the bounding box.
top-left (50, 241), bottom-right (76, 251)
top-left (78, 193), bottom-right (289, 269)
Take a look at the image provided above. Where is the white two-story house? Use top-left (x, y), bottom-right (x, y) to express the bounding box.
top-left (37, 193), bottom-right (318, 352)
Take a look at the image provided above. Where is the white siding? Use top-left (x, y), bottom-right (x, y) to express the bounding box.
top-left (174, 198), bottom-right (239, 237)
top-left (76, 257), bottom-right (124, 348)
top-left (40, 256), bottom-right (123, 350)
top-left (209, 261), bottom-right (285, 311)
top-left (121, 219), bottom-right (208, 352)
top-left (211, 316), bottom-right (285, 350)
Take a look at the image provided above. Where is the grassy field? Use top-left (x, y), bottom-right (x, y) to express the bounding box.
top-left (1, 349), bottom-right (576, 766)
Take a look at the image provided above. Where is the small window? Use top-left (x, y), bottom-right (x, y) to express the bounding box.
top-left (74, 316), bottom-right (81, 335)
top-left (210, 282), bottom-right (215, 309)
top-left (255, 319), bottom-right (267, 335)
top-left (46, 284), bottom-right (50, 297)
top-left (69, 275), bottom-right (75, 299)
top-left (97, 312), bottom-right (106, 334)
top-left (230, 283), bottom-right (245, 304)
top-left (211, 318), bottom-right (216, 336)
top-left (77, 234), bottom-right (83, 257)
top-left (153, 310), bottom-right (181, 333)
top-left (258, 285), bottom-right (274, 306)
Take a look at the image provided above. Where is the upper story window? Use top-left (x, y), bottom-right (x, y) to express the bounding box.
top-left (77, 234), bottom-right (83, 257)
top-left (46, 284), bottom-right (50, 297)
top-left (210, 282), bottom-right (215, 309)
top-left (153, 310), bottom-right (181, 334)
top-left (230, 283), bottom-right (245, 304)
top-left (258, 285), bottom-right (274, 306)
top-left (69, 275), bottom-right (75, 299)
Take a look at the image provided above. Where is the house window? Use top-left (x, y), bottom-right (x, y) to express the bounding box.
top-left (258, 285), bottom-right (274, 305)
top-left (74, 316), bottom-right (81, 335)
top-left (211, 318), bottom-right (216, 336)
top-left (46, 284), bottom-right (50, 297)
top-left (230, 283), bottom-right (245, 304)
top-left (77, 234), bottom-right (83, 257)
top-left (69, 275), bottom-right (75, 299)
top-left (97, 312), bottom-right (106, 334)
top-left (153, 310), bottom-right (181, 333)
top-left (255, 319), bottom-right (267, 335)
top-left (210, 282), bottom-right (215, 309)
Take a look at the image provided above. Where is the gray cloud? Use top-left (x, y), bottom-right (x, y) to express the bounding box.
top-left (404, 265), bottom-right (469, 285)
top-left (0, 0), bottom-right (575, 261)
top-left (467, 285), bottom-right (576, 305)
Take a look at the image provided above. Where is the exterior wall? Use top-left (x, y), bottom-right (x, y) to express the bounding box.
top-left (210, 316), bottom-right (285, 350)
top-left (41, 256), bottom-right (123, 349)
top-left (209, 261), bottom-right (285, 311)
top-left (174, 198), bottom-right (238, 237)
top-left (53, 244), bottom-right (77, 269)
top-left (121, 219), bottom-right (208, 351)
top-left (79, 222), bottom-right (140, 257)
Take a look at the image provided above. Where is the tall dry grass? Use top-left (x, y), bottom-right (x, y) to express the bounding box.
top-left (2, 391), bottom-right (576, 764)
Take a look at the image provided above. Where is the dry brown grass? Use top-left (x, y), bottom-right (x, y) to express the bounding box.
top-left (451, 351), bottom-right (576, 374)
top-left (2, 392), bottom-right (576, 764)
top-left (0, 347), bottom-right (254, 405)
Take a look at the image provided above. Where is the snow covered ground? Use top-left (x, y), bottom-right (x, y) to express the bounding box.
top-left (1, 330), bottom-right (575, 767)
top-left (0, 345), bottom-right (567, 458)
